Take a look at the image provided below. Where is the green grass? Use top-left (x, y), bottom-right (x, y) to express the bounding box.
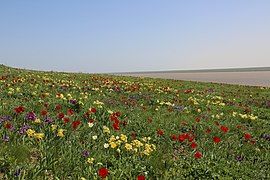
top-left (0, 65), bottom-right (269, 179)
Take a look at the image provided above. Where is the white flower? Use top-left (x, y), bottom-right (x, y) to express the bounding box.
top-left (107, 110), bottom-right (113, 114)
top-left (92, 135), bottom-right (97, 140)
top-left (104, 143), bottom-right (109, 148)
top-left (88, 122), bottom-right (94, 128)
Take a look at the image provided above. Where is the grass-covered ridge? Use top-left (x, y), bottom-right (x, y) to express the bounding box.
top-left (0, 65), bottom-right (270, 179)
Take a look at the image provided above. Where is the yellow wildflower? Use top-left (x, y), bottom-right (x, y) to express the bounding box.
top-left (132, 140), bottom-right (143, 148)
top-left (120, 134), bottom-right (127, 142)
top-left (125, 143), bottom-right (132, 151)
top-left (109, 135), bottom-right (116, 143)
top-left (34, 118), bottom-right (41, 124)
top-left (110, 142), bottom-right (117, 149)
top-left (57, 129), bottom-right (65, 137)
top-left (51, 124), bottom-right (57, 131)
top-left (34, 133), bottom-right (45, 140)
top-left (87, 157), bottom-right (94, 164)
top-left (26, 129), bottom-right (36, 137)
top-left (103, 126), bottom-right (110, 134)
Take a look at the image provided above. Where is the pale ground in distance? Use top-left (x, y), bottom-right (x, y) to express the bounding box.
top-left (119, 71), bottom-right (270, 87)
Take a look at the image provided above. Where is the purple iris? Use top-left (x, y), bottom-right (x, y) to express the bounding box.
top-left (261, 134), bottom-right (270, 141)
top-left (235, 155), bottom-right (244, 162)
top-left (14, 169), bottom-right (21, 177)
top-left (82, 150), bottom-right (90, 157)
top-left (26, 112), bottom-right (36, 121)
top-left (44, 117), bottom-right (53, 124)
top-left (69, 99), bottom-right (77, 105)
top-left (3, 134), bottom-right (9, 142)
top-left (18, 125), bottom-right (31, 135)
top-left (0, 115), bottom-right (12, 124)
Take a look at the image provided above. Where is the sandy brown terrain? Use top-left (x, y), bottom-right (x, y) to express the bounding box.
top-left (119, 71), bottom-right (270, 87)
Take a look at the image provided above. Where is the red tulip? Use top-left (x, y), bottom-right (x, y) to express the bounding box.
top-left (98, 167), bottom-right (109, 179)
top-left (213, 136), bottom-right (221, 144)
top-left (190, 142), bottom-right (197, 149)
top-left (157, 129), bottom-right (164, 136)
top-left (244, 133), bottom-right (252, 140)
top-left (194, 151), bottom-right (203, 159)
top-left (220, 126), bottom-right (229, 133)
top-left (137, 175), bottom-right (146, 180)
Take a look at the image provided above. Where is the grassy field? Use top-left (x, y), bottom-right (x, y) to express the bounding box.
top-left (0, 65), bottom-right (270, 179)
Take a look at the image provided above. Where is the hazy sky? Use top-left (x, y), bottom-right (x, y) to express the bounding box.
top-left (0, 1), bottom-right (270, 73)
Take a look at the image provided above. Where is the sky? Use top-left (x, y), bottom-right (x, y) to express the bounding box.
top-left (0, 1), bottom-right (270, 73)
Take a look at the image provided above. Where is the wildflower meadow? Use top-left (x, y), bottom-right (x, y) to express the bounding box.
top-left (0, 65), bottom-right (269, 179)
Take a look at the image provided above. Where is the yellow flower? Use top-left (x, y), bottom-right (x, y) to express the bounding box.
top-left (110, 142), bottom-right (117, 149)
top-left (142, 137), bottom-right (148, 142)
top-left (120, 134), bottom-right (127, 142)
top-left (87, 157), bottom-right (94, 164)
top-left (132, 140), bottom-right (143, 148)
top-left (103, 126), bottom-right (110, 134)
top-left (125, 143), bottom-right (132, 151)
top-left (143, 144), bottom-right (154, 155)
top-left (51, 124), bottom-right (57, 131)
top-left (109, 135), bottom-right (116, 143)
top-left (26, 129), bottom-right (36, 137)
top-left (34, 118), bottom-right (41, 124)
top-left (57, 129), bottom-right (65, 137)
top-left (34, 133), bottom-right (45, 140)
top-left (116, 140), bottom-right (122, 145)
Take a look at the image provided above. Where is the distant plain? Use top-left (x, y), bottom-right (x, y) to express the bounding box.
top-left (117, 67), bottom-right (270, 87)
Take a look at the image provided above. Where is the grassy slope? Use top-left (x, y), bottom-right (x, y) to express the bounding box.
top-left (0, 65), bottom-right (270, 179)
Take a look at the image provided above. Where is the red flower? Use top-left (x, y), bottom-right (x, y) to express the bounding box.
top-left (190, 142), bottom-right (197, 149)
top-left (178, 134), bottom-right (185, 142)
top-left (113, 118), bottom-right (120, 124)
top-left (63, 117), bottom-right (70, 124)
top-left (195, 117), bottom-right (200, 122)
top-left (41, 110), bottom-right (48, 116)
top-left (205, 128), bottom-right (211, 134)
top-left (110, 115), bottom-right (118, 122)
top-left (250, 139), bottom-right (256, 144)
top-left (171, 134), bottom-right (178, 141)
top-left (194, 151), bottom-right (202, 159)
top-left (72, 120), bottom-right (81, 130)
top-left (55, 104), bottom-right (62, 111)
top-left (213, 136), bottom-right (221, 144)
top-left (188, 135), bottom-right (194, 142)
top-left (184, 89), bottom-right (193, 94)
top-left (88, 119), bottom-right (94, 124)
top-left (220, 126), bottom-right (229, 133)
top-left (113, 123), bottom-right (120, 131)
top-left (157, 129), bottom-right (164, 136)
top-left (98, 167), bottom-right (109, 179)
top-left (4, 122), bottom-right (12, 129)
top-left (67, 109), bottom-right (74, 116)
top-left (131, 131), bottom-right (137, 140)
top-left (115, 111), bottom-right (121, 117)
top-left (58, 112), bottom-right (65, 119)
top-left (14, 106), bottom-right (25, 114)
top-left (244, 133), bottom-right (252, 140)
top-left (137, 175), bottom-right (146, 180)
top-left (89, 108), bottom-right (96, 113)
